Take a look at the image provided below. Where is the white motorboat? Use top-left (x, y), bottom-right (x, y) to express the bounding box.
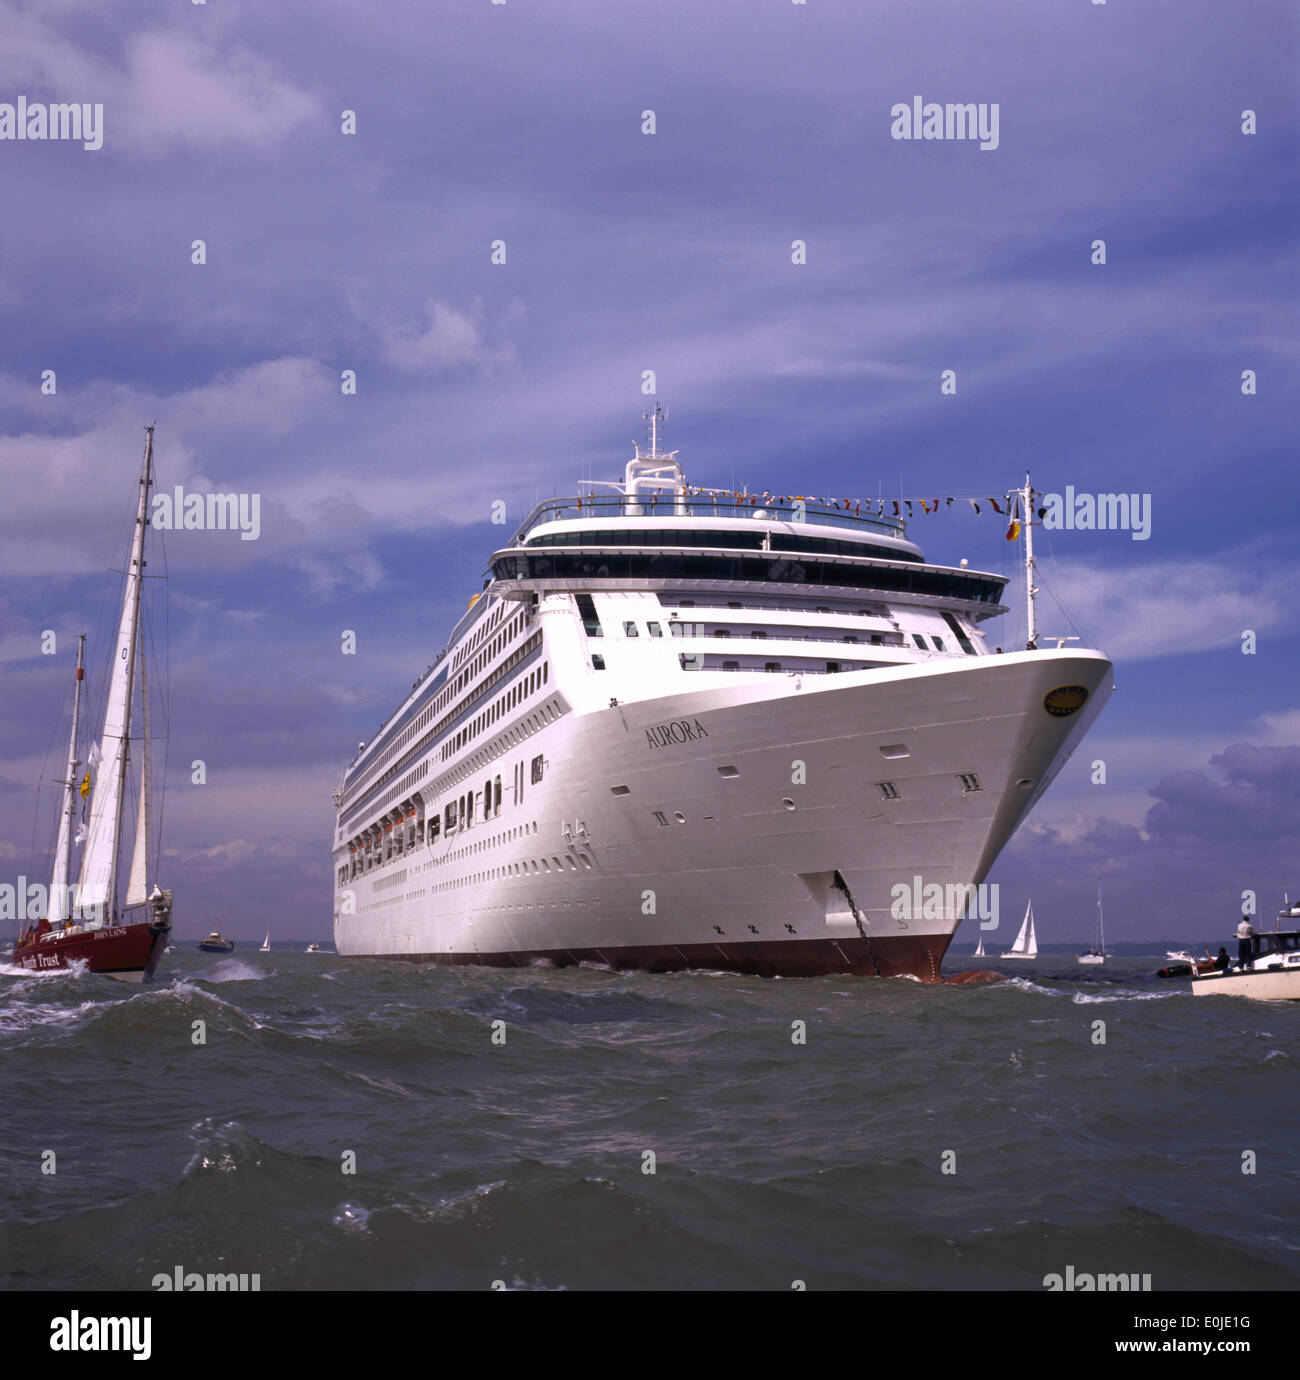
top-left (1191, 900), bottom-right (1300, 1001)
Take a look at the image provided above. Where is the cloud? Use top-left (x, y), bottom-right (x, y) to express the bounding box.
top-left (1144, 744), bottom-right (1300, 848)
top-left (999, 548), bottom-right (1292, 662)
top-left (0, 8), bottom-right (321, 153)
top-left (118, 31), bottom-right (320, 153)
top-left (381, 298), bottom-right (521, 375)
top-left (1003, 741), bottom-right (1300, 937)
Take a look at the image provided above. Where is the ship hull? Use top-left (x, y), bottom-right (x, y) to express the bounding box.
top-left (335, 650), bottom-right (1111, 980)
top-left (1192, 968), bottom-right (1300, 1001)
top-left (375, 933), bottom-right (946, 979)
top-left (14, 921), bottom-right (169, 983)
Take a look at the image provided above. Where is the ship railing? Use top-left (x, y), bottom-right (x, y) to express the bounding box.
top-left (510, 493), bottom-right (906, 546)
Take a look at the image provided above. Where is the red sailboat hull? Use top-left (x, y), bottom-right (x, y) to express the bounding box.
top-left (14, 921), bottom-right (169, 983)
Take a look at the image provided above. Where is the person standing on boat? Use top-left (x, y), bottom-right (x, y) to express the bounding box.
top-left (1216, 947), bottom-right (1231, 972)
top-left (1236, 916), bottom-right (1256, 971)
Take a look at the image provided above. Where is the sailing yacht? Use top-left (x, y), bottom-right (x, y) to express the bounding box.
top-left (15, 428), bottom-right (173, 982)
top-left (259, 931), bottom-right (271, 953)
top-left (1001, 900), bottom-right (1038, 959)
top-left (972, 932), bottom-right (986, 958)
top-left (1077, 877), bottom-right (1107, 965)
top-left (332, 409), bottom-right (1112, 980)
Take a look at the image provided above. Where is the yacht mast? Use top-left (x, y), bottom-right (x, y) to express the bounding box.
top-left (78, 425), bottom-right (155, 926)
top-left (1022, 472), bottom-right (1038, 650)
top-left (49, 634), bottom-right (86, 924)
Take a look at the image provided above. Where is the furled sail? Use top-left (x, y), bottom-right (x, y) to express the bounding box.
top-left (49, 636), bottom-right (86, 923)
top-left (124, 632), bottom-right (151, 909)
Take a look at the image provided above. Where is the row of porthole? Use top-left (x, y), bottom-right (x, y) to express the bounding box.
top-left (431, 853), bottom-right (595, 890)
top-left (426, 821), bottom-right (539, 868)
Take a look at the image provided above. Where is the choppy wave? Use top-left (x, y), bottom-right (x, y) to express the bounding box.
top-left (2, 948), bottom-right (1296, 1290)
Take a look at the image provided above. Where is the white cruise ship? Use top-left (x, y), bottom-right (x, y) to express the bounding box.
top-left (332, 409), bottom-right (1111, 980)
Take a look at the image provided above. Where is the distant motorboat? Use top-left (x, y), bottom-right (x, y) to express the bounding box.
top-left (198, 929), bottom-right (235, 954)
top-left (305, 942), bottom-right (321, 954)
top-left (1001, 900), bottom-right (1037, 959)
top-left (1158, 950), bottom-right (1219, 979)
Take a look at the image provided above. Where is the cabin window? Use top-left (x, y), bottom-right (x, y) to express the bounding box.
top-left (728, 601), bottom-right (743, 609)
top-left (932, 635), bottom-right (946, 652)
top-left (493, 775), bottom-right (502, 814)
top-left (842, 635), bottom-right (858, 644)
top-left (870, 634), bottom-right (883, 646)
top-left (826, 661), bottom-right (841, 673)
top-left (941, 611), bottom-right (977, 655)
top-left (764, 661), bottom-right (781, 672)
top-left (592, 654), bottom-right (606, 670)
top-left (716, 629), bottom-right (730, 638)
top-left (647, 622), bottom-right (663, 637)
top-left (913, 634), bottom-right (928, 649)
top-left (624, 621), bottom-right (639, 637)
top-left (722, 660), bottom-right (739, 670)
top-left (611, 785), bottom-right (631, 796)
top-left (751, 630), bottom-right (766, 639)
top-left (576, 593), bottom-right (602, 636)
top-left (531, 754), bottom-right (544, 785)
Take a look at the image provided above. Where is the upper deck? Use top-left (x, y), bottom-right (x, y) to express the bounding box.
top-left (510, 490), bottom-right (911, 549)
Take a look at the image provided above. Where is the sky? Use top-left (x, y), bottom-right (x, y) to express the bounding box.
top-left (0, 0), bottom-right (1296, 946)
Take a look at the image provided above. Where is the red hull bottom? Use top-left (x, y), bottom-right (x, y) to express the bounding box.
top-left (353, 934), bottom-right (954, 981)
top-left (14, 922), bottom-right (169, 982)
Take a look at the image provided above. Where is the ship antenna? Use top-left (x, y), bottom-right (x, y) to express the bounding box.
top-left (641, 401), bottom-right (668, 459)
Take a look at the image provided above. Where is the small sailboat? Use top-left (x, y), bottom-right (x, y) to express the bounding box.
top-left (972, 931), bottom-right (986, 958)
top-left (1077, 877), bottom-right (1107, 965)
top-left (1001, 900), bottom-right (1038, 959)
top-left (14, 429), bottom-right (173, 982)
top-left (259, 931), bottom-right (271, 953)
